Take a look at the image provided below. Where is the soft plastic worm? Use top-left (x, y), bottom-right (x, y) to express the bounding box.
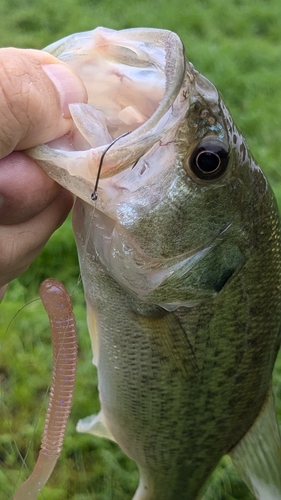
top-left (13, 279), bottom-right (77, 499)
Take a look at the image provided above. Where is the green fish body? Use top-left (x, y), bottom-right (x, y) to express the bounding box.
top-left (30, 28), bottom-right (281, 499)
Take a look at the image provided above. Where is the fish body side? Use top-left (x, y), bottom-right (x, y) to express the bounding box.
top-left (73, 188), bottom-right (281, 500)
top-left (30, 28), bottom-right (281, 499)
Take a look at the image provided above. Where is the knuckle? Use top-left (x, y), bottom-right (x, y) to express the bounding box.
top-left (0, 58), bottom-right (30, 146)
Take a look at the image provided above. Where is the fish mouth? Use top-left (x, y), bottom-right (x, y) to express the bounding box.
top-left (28, 28), bottom-right (188, 206)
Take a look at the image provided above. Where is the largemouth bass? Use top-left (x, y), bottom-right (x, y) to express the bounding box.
top-left (29, 27), bottom-right (281, 499)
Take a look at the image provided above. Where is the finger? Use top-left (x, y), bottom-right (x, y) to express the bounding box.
top-left (0, 188), bottom-right (73, 287)
top-left (0, 284), bottom-right (8, 301)
top-left (0, 152), bottom-right (68, 225)
top-left (0, 48), bottom-right (87, 157)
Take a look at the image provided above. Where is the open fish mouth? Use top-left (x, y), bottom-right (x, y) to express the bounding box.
top-left (28, 27), bottom-right (232, 307)
top-left (28, 28), bottom-right (189, 206)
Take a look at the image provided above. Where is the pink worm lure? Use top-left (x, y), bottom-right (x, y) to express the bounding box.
top-left (13, 279), bottom-right (77, 500)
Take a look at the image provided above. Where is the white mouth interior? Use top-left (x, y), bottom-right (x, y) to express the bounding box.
top-left (49, 42), bottom-right (166, 152)
top-left (34, 29), bottom-right (186, 198)
top-left (83, 48), bottom-right (166, 139)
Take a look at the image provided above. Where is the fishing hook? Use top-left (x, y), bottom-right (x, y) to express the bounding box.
top-left (91, 131), bottom-right (131, 201)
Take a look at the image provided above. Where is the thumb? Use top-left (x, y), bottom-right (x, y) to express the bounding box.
top-left (0, 47), bottom-right (87, 157)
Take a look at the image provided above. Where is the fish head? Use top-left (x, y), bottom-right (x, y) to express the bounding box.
top-left (29, 27), bottom-right (269, 310)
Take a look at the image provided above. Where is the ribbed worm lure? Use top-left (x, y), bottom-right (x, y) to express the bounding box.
top-left (13, 279), bottom-right (77, 499)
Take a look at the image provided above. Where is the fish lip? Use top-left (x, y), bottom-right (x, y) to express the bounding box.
top-left (27, 28), bottom-right (190, 206)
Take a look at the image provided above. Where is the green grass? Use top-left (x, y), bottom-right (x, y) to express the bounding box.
top-left (1, 0), bottom-right (281, 498)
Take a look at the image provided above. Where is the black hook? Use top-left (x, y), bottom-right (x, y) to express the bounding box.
top-left (91, 132), bottom-right (131, 201)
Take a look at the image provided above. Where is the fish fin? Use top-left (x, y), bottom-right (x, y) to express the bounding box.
top-left (137, 309), bottom-right (198, 378)
top-left (76, 411), bottom-right (116, 442)
top-left (229, 387), bottom-right (281, 500)
top-left (85, 299), bottom-right (99, 366)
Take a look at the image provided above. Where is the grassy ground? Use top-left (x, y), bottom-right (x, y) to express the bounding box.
top-left (1, 0), bottom-right (281, 498)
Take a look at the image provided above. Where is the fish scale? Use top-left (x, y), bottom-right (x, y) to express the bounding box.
top-left (29, 27), bottom-right (281, 499)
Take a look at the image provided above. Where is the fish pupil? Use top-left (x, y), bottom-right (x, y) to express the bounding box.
top-left (196, 149), bottom-right (221, 173)
top-left (190, 142), bottom-right (229, 180)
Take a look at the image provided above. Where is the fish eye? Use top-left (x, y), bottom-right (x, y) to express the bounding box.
top-left (189, 139), bottom-right (229, 181)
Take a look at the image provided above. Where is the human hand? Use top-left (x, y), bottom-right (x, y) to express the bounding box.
top-left (0, 48), bottom-right (87, 299)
